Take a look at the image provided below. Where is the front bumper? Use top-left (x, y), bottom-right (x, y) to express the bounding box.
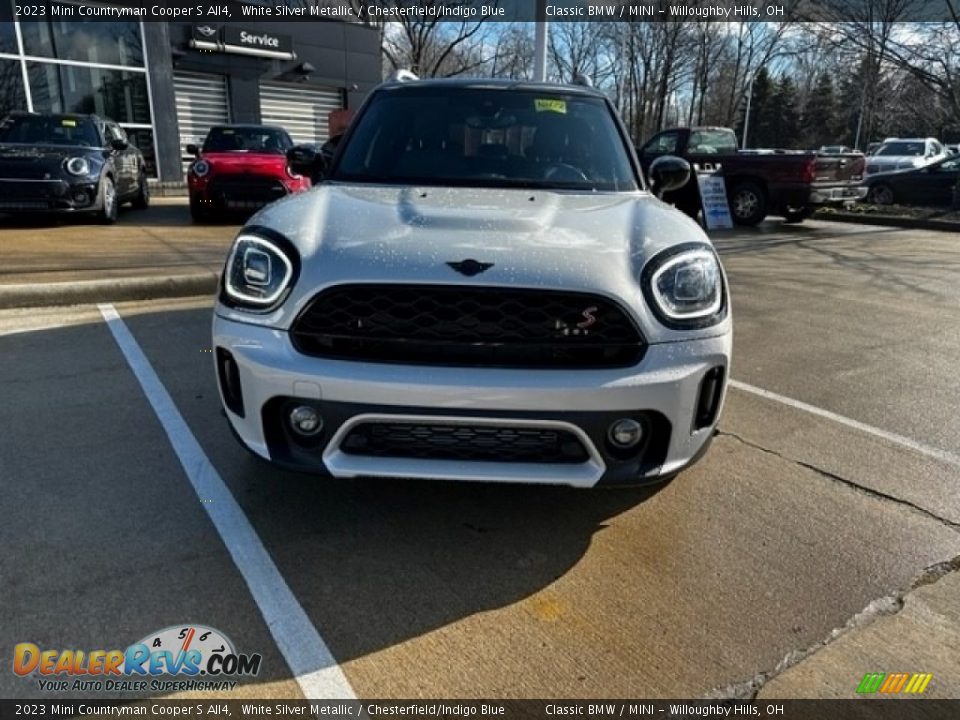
top-left (809, 185), bottom-right (868, 204)
top-left (190, 175), bottom-right (303, 211)
top-left (0, 177), bottom-right (100, 212)
top-left (213, 313), bottom-right (731, 487)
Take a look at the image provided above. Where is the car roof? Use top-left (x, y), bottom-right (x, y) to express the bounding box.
top-left (209, 124), bottom-right (288, 132)
top-left (378, 76), bottom-right (608, 99)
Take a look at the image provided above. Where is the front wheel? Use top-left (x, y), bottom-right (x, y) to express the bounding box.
top-left (97, 176), bottom-right (118, 224)
top-left (728, 181), bottom-right (767, 226)
top-left (867, 184), bottom-right (894, 205)
top-left (782, 206), bottom-right (812, 224)
top-left (189, 197), bottom-right (213, 223)
top-left (131, 171), bottom-right (150, 209)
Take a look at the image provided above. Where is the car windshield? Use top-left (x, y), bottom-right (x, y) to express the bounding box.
top-left (203, 127), bottom-right (292, 154)
top-left (876, 142), bottom-right (925, 156)
top-left (0, 114), bottom-right (101, 147)
top-left (332, 87), bottom-right (638, 191)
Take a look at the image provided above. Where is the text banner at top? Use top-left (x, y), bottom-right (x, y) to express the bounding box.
top-left (9, 0), bottom-right (960, 23)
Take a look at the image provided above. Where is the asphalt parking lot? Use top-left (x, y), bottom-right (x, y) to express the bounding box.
top-left (1, 216), bottom-right (959, 701)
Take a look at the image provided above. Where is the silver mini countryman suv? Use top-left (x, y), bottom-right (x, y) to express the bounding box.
top-left (212, 76), bottom-right (732, 487)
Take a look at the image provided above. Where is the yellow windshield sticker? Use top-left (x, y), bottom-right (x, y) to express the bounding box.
top-left (61, 119), bottom-right (76, 127)
top-left (534, 99), bottom-right (567, 114)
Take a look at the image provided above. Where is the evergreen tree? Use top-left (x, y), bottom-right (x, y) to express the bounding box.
top-left (802, 72), bottom-right (839, 148)
top-left (736, 66), bottom-right (773, 148)
top-left (770, 74), bottom-right (800, 149)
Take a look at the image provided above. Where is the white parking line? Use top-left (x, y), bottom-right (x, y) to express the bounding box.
top-left (97, 303), bottom-right (356, 701)
top-left (729, 379), bottom-right (960, 470)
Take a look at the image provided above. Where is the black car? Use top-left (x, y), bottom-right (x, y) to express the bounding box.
top-left (0, 112), bottom-right (149, 223)
top-left (864, 154), bottom-right (960, 205)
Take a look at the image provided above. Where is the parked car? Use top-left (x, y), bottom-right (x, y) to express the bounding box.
top-left (638, 126), bottom-right (866, 225)
top-left (0, 112), bottom-right (149, 223)
top-left (819, 145), bottom-right (853, 154)
top-left (212, 75), bottom-right (732, 487)
top-left (865, 138), bottom-right (949, 175)
top-left (865, 142), bottom-right (882, 156)
top-left (863, 154), bottom-right (960, 205)
top-left (186, 124), bottom-right (309, 221)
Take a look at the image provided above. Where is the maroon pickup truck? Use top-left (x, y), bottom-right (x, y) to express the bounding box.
top-left (638, 127), bottom-right (866, 225)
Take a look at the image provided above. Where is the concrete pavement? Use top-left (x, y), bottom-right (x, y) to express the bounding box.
top-left (0, 198), bottom-right (239, 308)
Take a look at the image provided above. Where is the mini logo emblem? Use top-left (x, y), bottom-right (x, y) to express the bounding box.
top-left (197, 25), bottom-right (218, 38)
top-left (447, 259), bottom-right (493, 277)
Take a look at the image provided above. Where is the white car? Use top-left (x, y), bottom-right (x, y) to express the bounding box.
top-left (865, 138), bottom-right (949, 175)
top-left (212, 77), bottom-right (732, 487)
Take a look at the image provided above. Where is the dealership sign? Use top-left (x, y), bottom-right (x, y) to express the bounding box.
top-left (191, 25), bottom-right (294, 60)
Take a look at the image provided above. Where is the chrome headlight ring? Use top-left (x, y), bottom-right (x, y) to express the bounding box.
top-left (220, 227), bottom-right (300, 312)
top-left (641, 242), bottom-right (727, 330)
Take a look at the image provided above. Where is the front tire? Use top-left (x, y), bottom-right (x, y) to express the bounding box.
top-left (131, 172), bottom-right (150, 209)
top-left (98, 176), bottom-right (118, 224)
top-left (190, 196), bottom-right (212, 223)
top-left (867, 183), bottom-right (894, 205)
top-left (728, 181), bottom-right (767, 226)
top-left (782, 205), bottom-right (812, 224)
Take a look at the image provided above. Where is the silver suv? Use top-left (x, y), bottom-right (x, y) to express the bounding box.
top-left (212, 77), bottom-right (732, 487)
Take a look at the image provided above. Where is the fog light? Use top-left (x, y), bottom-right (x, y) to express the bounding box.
top-left (73, 192), bottom-right (89, 205)
top-left (289, 405), bottom-right (323, 436)
top-left (608, 418), bottom-right (643, 449)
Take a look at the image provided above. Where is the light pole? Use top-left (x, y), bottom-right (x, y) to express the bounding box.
top-left (533, 0), bottom-right (548, 82)
top-left (741, 74), bottom-right (754, 150)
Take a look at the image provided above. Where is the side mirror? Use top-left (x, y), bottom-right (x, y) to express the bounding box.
top-left (186, 143), bottom-right (199, 156)
top-left (649, 155), bottom-right (691, 198)
top-left (287, 144), bottom-right (326, 181)
top-left (110, 138), bottom-right (128, 151)
top-left (320, 134), bottom-right (343, 165)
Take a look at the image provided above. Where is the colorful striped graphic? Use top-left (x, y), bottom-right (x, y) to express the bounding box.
top-left (857, 672), bottom-right (933, 694)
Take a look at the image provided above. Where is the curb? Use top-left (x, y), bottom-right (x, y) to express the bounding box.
top-left (815, 212), bottom-right (960, 232)
top-left (0, 273), bottom-right (219, 310)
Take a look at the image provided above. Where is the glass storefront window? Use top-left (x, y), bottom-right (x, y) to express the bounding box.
top-left (21, 16), bottom-right (144, 67)
top-left (1, 0), bottom-right (18, 55)
top-left (0, 59), bottom-right (27, 117)
top-left (28, 61), bottom-right (151, 124)
top-left (125, 127), bottom-right (156, 177)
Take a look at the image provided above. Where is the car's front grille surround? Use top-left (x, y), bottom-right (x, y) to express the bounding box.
top-left (208, 177), bottom-right (287, 205)
top-left (340, 420), bottom-right (590, 464)
top-left (289, 284), bottom-right (646, 368)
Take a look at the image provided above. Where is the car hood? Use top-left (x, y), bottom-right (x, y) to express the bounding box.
top-left (199, 152), bottom-right (288, 173)
top-left (867, 155), bottom-right (926, 166)
top-left (220, 183), bottom-right (728, 344)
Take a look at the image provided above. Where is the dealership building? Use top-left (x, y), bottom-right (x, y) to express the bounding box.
top-left (0, 2), bottom-right (382, 181)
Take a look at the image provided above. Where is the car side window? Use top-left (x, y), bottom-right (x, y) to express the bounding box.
top-left (643, 131), bottom-right (679, 156)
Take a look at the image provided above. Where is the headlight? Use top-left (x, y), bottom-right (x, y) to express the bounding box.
top-left (192, 160), bottom-right (210, 177)
top-left (65, 157), bottom-right (90, 176)
top-left (642, 245), bottom-right (725, 328)
top-left (223, 233), bottom-right (296, 309)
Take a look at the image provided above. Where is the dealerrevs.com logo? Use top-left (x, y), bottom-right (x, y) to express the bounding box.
top-left (14, 625), bottom-right (262, 693)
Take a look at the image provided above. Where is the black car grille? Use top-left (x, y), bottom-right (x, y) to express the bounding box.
top-left (209, 177), bottom-right (287, 206)
top-left (340, 421), bottom-right (590, 464)
top-left (290, 285), bottom-right (645, 368)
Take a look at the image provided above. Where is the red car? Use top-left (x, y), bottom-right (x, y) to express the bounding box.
top-left (186, 125), bottom-right (310, 221)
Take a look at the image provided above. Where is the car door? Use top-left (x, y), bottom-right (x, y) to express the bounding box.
top-left (911, 157), bottom-right (960, 205)
top-left (106, 123), bottom-right (136, 196)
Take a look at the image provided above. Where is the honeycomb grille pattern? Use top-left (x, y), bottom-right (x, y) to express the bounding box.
top-left (340, 422), bottom-right (590, 464)
top-left (290, 284), bottom-right (644, 368)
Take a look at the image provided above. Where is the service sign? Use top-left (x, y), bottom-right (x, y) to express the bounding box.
top-left (222, 26), bottom-right (293, 54)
